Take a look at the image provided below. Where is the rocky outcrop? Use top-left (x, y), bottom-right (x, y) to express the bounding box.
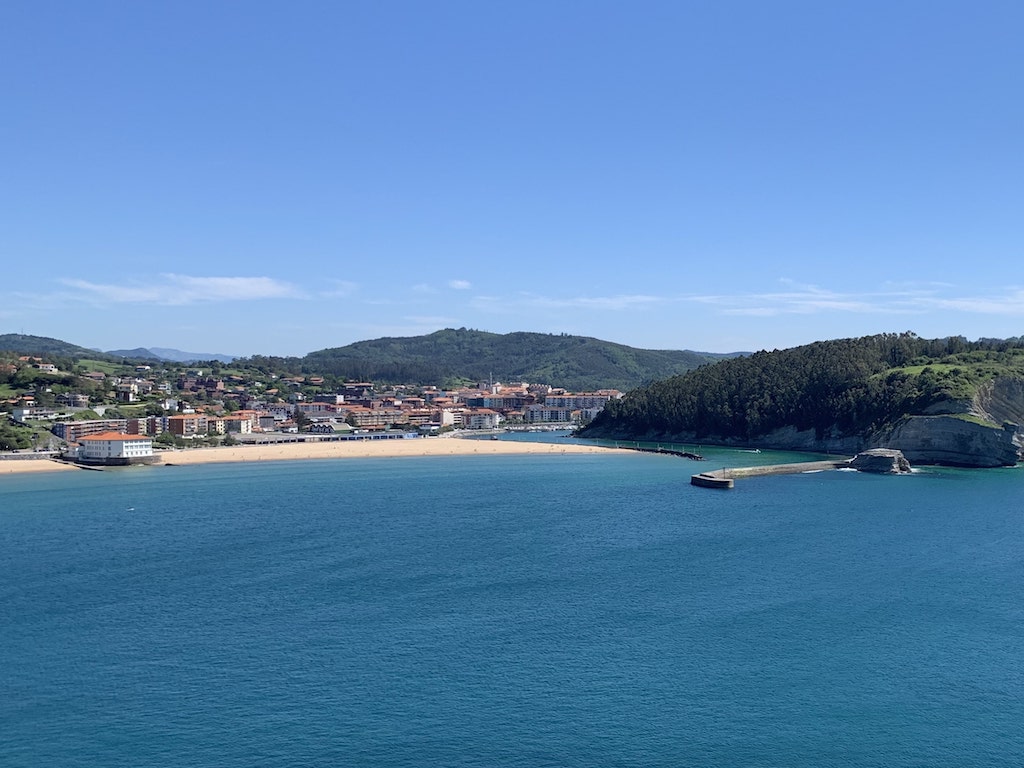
top-left (873, 415), bottom-right (1019, 468)
top-left (876, 379), bottom-right (1024, 466)
top-left (974, 377), bottom-right (1024, 427)
top-left (849, 448), bottom-right (911, 474)
top-left (620, 416), bottom-right (1019, 468)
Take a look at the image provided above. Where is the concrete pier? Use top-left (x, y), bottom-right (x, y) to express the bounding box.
top-left (691, 458), bottom-right (852, 489)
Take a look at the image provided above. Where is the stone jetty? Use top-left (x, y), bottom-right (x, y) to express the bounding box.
top-left (691, 449), bottom-right (910, 489)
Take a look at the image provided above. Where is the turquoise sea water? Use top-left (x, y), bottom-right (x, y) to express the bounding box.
top-left (2, 444), bottom-right (1023, 767)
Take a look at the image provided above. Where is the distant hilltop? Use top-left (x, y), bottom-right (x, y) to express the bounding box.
top-left (295, 328), bottom-right (741, 392)
top-left (0, 335), bottom-right (236, 364)
top-left (106, 347), bottom-right (237, 364)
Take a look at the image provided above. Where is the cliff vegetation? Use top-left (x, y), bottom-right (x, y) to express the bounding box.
top-left (582, 333), bottom-right (1024, 465)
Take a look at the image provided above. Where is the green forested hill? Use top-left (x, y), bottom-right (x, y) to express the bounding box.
top-left (0, 334), bottom-right (103, 359)
top-left (0, 329), bottom-right (735, 391)
top-left (582, 333), bottom-right (1024, 440)
top-left (300, 329), bottom-right (736, 391)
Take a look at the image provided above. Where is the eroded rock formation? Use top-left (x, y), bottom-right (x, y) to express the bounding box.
top-left (873, 415), bottom-right (1019, 468)
top-left (850, 448), bottom-right (912, 474)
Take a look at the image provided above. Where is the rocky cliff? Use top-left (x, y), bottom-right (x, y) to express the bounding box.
top-left (624, 412), bottom-right (1020, 468)
top-left (587, 370), bottom-right (1024, 467)
top-left (873, 414), bottom-right (1019, 468)
top-left (746, 379), bottom-right (1023, 466)
top-left (974, 376), bottom-right (1024, 426)
top-left (621, 415), bottom-right (1020, 467)
top-left (894, 376), bottom-right (1024, 467)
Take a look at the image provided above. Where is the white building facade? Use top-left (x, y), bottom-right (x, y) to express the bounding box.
top-left (77, 432), bottom-right (155, 463)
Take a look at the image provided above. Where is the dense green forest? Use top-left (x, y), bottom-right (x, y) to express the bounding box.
top-left (296, 329), bottom-right (737, 391)
top-left (582, 333), bottom-right (1024, 441)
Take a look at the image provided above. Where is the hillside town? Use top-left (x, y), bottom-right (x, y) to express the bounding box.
top-left (1, 354), bottom-right (623, 458)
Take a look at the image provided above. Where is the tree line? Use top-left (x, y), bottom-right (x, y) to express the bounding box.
top-left (583, 333), bottom-right (1024, 440)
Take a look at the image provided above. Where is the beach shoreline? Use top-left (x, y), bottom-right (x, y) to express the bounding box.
top-left (0, 438), bottom-right (626, 475)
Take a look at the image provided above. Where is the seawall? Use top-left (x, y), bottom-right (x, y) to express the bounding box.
top-left (692, 459), bottom-right (852, 489)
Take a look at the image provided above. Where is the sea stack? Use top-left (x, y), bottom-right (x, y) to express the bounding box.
top-left (849, 448), bottom-right (911, 474)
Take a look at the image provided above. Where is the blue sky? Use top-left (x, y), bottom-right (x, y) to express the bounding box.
top-left (2, 1), bottom-right (1021, 357)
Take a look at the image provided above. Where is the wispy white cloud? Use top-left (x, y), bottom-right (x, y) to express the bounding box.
top-left (471, 292), bottom-right (666, 314)
top-left (449, 279), bottom-right (472, 290)
top-left (532, 294), bottom-right (664, 311)
top-left (60, 274), bottom-right (304, 305)
top-left (319, 280), bottom-right (359, 299)
top-left (686, 281), bottom-right (1024, 318)
top-left (405, 315), bottom-right (460, 326)
top-left (412, 283), bottom-right (439, 294)
top-left (879, 279), bottom-right (957, 293)
top-left (911, 289), bottom-right (1024, 315)
top-left (464, 282), bottom-right (1024, 322)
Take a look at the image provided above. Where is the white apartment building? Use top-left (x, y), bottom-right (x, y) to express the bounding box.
top-left (465, 409), bottom-right (501, 430)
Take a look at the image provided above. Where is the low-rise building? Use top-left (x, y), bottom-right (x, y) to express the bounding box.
top-left (524, 405), bottom-right (578, 423)
top-left (116, 380), bottom-right (139, 403)
top-left (75, 432), bottom-right (156, 465)
top-left (55, 392), bottom-right (91, 408)
top-left (207, 415), bottom-right (253, 434)
top-left (542, 391), bottom-right (622, 410)
top-left (126, 416), bottom-right (168, 436)
top-left (345, 406), bottom-right (406, 430)
top-left (53, 419), bottom-right (130, 443)
top-left (167, 414), bottom-right (207, 437)
top-left (308, 421), bottom-right (353, 435)
top-left (465, 409), bottom-right (502, 430)
top-left (13, 407), bottom-right (72, 423)
top-left (438, 407), bottom-right (466, 428)
top-left (297, 401), bottom-right (342, 416)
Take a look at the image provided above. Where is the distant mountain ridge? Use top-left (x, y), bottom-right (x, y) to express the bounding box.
top-left (0, 334), bottom-right (236, 363)
top-left (299, 328), bottom-right (739, 391)
top-left (106, 347), bottom-right (236, 363)
top-left (2, 329), bottom-right (733, 390)
top-left (0, 334), bottom-right (103, 359)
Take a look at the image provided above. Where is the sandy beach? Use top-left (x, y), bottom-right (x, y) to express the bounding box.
top-left (0, 437), bottom-right (626, 475)
top-left (0, 457), bottom-right (81, 474)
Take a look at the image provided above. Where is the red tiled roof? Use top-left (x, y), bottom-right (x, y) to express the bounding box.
top-left (79, 432), bottom-right (151, 441)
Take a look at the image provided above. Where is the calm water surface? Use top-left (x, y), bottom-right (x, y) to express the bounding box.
top-left (2, 447), bottom-right (1022, 766)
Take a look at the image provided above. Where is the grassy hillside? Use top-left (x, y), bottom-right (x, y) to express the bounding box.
top-left (0, 334), bottom-right (103, 359)
top-left (300, 328), bottom-right (736, 391)
top-left (582, 333), bottom-right (1024, 440)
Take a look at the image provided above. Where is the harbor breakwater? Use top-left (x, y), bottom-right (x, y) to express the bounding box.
top-left (692, 460), bottom-right (850, 489)
top-left (691, 449), bottom-right (911, 489)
